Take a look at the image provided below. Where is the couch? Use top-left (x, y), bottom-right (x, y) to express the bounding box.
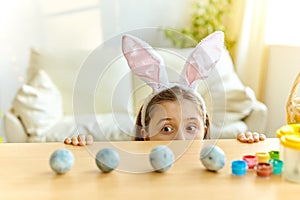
top-left (4, 39), bottom-right (268, 142)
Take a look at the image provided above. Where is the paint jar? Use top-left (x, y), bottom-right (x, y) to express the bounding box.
top-left (255, 152), bottom-right (270, 163)
top-left (276, 124), bottom-right (300, 162)
top-left (242, 155), bottom-right (258, 170)
top-left (256, 163), bottom-right (273, 178)
top-left (280, 134), bottom-right (300, 183)
top-left (269, 150), bottom-right (280, 160)
top-left (269, 159), bottom-right (283, 175)
top-left (231, 160), bottom-right (247, 176)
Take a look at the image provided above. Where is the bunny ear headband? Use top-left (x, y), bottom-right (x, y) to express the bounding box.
top-left (122, 31), bottom-right (224, 128)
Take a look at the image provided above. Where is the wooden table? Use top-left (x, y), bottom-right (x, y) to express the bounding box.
top-left (0, 138), bottom-right (299, 199)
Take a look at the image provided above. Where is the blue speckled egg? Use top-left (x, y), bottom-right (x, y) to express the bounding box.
top-left (149, 145), bottom-right (175, 172)
top-left (200, 145), bottom-right (226, 172)
top-left (49, 149), bottom-right (74, 174)
top-left (95, 148), bottom-right (120, 173)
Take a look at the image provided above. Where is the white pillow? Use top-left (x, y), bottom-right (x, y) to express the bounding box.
top-left (27, 48), bottom-right (90, 115)
top-left (12, 70), bottom-right (63, 139)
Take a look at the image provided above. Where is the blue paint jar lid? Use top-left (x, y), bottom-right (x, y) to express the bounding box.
top-left (231, 160), bottom-right (247, 176)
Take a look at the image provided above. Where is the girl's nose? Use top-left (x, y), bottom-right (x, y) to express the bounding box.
top-left (175, 131), bottom-right (185, 140)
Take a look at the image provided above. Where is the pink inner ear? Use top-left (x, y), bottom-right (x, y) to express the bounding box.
top-left (125, 48), bottom-right (160, 80)
top-left (185, 63), bottom-right (201, 86)
top-left (122, 35), bottom-right (166, 90)
top-left (124, 48), bottom-right (161, 85)
top-left (181, 31), bottom-right (224, 88)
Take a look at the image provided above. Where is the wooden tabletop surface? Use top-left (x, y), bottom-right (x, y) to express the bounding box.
top-left (0, 138), bottom-right (299, 200)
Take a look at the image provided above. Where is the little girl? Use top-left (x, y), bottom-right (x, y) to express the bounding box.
top-left (65, 31), bottom-right (266, 145)
top-left (122, 31), bottom-right (265, 143)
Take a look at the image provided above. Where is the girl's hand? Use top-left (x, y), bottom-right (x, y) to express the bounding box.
top-left (237, 132), bottom-right (266, 143)
top-left (64, 134), bottom-right (94, 146)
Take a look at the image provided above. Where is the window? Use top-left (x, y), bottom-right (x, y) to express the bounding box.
top-left (265, 0), bottom-right (300, 45)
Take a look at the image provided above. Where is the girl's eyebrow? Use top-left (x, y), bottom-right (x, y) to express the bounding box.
top-left (186, 117), bottom-right (200, 121)
top-left (156, 117), bottom-right (200, 126)
top-left (156, 118), bottom-right (172, 125)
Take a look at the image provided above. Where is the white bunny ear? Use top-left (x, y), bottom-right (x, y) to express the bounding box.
top-left (180, 31), bottom-right (224, 89)
top-left (122, 34), bottom-right (168, 92)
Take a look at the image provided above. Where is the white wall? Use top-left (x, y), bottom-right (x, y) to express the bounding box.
top-left (262, 45), bottom-right (300, 137)
top-left (0, 0), bottom-right (193, 140)
top-left (33, 0), bottom-right (193, 48)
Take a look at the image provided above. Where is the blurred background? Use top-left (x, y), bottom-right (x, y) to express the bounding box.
top-left (0, 0), bottom-right (299, 140)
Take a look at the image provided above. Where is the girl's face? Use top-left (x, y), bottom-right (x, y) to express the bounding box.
top-left (143, 99), bottom-right (205, 140)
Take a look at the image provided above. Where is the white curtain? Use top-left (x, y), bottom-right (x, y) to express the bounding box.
top-left (233, 0), bottom-right (269, 100)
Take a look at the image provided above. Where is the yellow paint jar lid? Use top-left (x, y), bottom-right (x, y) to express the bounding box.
top-left (255, 152), bottom-right (270, 163)
top-left (276, 124), bottom-right (300, 138)
top-left (280, 134), bottom-right (300, 150)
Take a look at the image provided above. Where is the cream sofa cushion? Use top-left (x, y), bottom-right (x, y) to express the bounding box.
top-left (8, 67), bottom-right (135, 142)
top-left (44, 113), bottom-right (135, 142)
top-left (27, 48), bottom-right (88, 115)
top-left (12, 69), bottom-right (63, 137)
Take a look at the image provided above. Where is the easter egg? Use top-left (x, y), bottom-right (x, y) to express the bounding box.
top-left (200, 145), bottom-right (226, 172)
top-left (149, 145), bottom-right (175, 172)
top-left (95, 148), bottom-right (120, 173)
top-left (49, 149), bottom-right (74, 174)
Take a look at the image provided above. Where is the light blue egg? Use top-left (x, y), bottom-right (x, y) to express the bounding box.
top-left (149, 145), bottom-right (175, 172)
top-left (49, 149), bottom-right (74, 174)
top-left (200, 145), bottom-right (226, 172)
top-left (95, 148), bottom-right (120, 173)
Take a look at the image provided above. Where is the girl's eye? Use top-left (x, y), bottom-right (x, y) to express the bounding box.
top-left (186, 125), bottom-right (198, 133)
top-left (161, 126), bottom-right (174, 134)
top-left (186, 126), bottom-right (196, 131)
